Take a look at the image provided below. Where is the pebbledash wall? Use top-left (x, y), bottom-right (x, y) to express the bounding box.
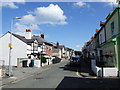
top-left (0, 33), bottom-right (27, 66)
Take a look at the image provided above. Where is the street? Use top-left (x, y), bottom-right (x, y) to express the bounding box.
top-left (2, 60), bottom-right (79, 88)
top-left (2, 60), bottom-right (120, 89)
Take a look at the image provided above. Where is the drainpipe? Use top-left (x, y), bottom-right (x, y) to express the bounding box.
top-left (118, 5), bottom-right (120, 77)
top-left (112, 38), bottom-right (119, 76)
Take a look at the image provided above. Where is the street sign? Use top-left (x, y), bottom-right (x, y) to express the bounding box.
top-left (8, 43), bottom-right (12, 49)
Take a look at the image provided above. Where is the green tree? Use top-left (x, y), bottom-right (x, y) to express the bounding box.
top-left (74, 51), bottom-right (82, 56)
top-left (41, 56), bottom-right (47, 63)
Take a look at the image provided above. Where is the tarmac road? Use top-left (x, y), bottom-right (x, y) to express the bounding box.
top-left (2, 59), bottom-right (120, 89)
top-left (2, 60), bottom-right (80, 88)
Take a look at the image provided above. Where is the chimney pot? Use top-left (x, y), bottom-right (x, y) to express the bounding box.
top-left (96, 29), bottom-right (99, 33)
top-left (41, 33), bottom-right (44, 39)
top-left (57, 42), bottom-right (59, 47)
top-left (26, 29), bottom-right (31, 32)
top-left (100, 21), bottom-right (105, 27)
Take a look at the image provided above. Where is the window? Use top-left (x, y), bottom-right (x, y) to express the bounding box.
top-left (111, 22), bottom-right (114, 36)
top-left (100, 34), bottom-right (102, 44)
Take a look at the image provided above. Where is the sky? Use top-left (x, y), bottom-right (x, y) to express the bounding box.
top-left (1, 0), bottom-right (119, 51)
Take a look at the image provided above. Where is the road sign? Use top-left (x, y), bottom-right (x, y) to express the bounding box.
top-left (8, 43), bottom-right (12, 49)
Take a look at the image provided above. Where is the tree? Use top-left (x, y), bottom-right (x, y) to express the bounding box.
top-left (74, 51), bottom-right (82, 56)
top-left (41, 56), bottom-right (47, 63)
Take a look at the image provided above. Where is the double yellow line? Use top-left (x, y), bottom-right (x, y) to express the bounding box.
top-left (76, 69), bottom-right (97, 79)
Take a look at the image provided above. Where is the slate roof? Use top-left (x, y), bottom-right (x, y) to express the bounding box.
top-left (52, 48), bottom-right (59, 53)
top-left (32, 35), bottom-right (46, 44)
top-left (0, 32), bottom-right (55, 46)
top-left (12, 33), bottom-right (35, 44)
top-left (32, 35), bottom-right (53, 46)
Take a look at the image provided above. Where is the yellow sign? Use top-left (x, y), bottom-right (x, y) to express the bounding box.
top-left (8, 43), bottom-right (12, 49)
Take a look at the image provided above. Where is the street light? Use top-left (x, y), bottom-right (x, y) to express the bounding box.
top-left (8, 17), bottom-right (21, 76)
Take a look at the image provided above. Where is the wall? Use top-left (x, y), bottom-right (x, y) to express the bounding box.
top-left (91, 60), bottom-right (118, 77)
top-left (45, 45), bottom-right (52, 55)
top-left (103, 68), bottom-right (118, 77)
top-left (102, 43), bottom-right (116, 67)
top-left (0, 33), bottom-right (27, 66)
top-left (106, 11), bottom-right (119, 41)
top-left (99, 27), bottom-right (106, 45)
top-left (27, 45), bottom-right (32, 55)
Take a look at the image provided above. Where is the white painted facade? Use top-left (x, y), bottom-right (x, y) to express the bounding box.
top-left (0, 33), bottom-right (27, 66)
top-left (27, 45), bottom-right (32, 55)
top-left (58, 49), bottom-right (62, 58)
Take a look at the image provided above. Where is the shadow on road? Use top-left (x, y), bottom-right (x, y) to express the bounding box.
top-left (56, 76), bottom-right (120, 89)
top-left (59, 59), bottom-right (96, 76)
top-left (59, 64), bottom-right (80, 72)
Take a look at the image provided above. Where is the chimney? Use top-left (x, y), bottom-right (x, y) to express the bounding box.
top-left (96, 29), bottom-right (100, 33)
top-left (41, 33), bottom-right (44, 39)
top-left (100, 21), bottom-right (105, 27)
top-left (56, 42), bottom-right (59, 47)
top-left (25, 29), bottom-right (32, 39)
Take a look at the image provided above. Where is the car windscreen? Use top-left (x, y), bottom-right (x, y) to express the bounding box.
top-left (72, 57), bottom-right (79, 60)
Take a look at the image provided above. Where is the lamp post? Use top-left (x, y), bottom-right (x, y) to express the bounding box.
top-left (8, 17), bottom-right (21, 76)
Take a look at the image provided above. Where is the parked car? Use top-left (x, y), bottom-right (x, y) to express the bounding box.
top-left (69, 56), bottom-right (81, 67)
top-left (52, 56), bottom-right (61, 64)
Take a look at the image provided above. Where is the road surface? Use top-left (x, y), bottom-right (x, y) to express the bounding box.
top-left (2, 60), bottom-right (120, 89)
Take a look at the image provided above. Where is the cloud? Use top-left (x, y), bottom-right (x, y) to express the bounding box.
top-left (1, 0), bottom-right (25, 9)
top-left (97, 0), bottom-right (118, 6)
top-left (14, 23), bottom-right (40, 35)
top-left (76, 45), bottom-right (82, 50)
top-left (14, 4), bottom-right (67, 35)
top-left (74, 1), bottom-right (90, 8)
top-left (2, 2), bottom-right (19, 9)
top-left (20, 4), bottom-right (67, 25)
top-left (74, 2), bottom-right (87, 7)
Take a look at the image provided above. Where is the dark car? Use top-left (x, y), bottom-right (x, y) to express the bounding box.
top-left (52, 56), bottom-right (61, 64)
top-left (69, 56), bottom-right (81, 67)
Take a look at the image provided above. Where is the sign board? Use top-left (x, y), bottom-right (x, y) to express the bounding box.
top-left (8, 43), bottom-right (12, 49)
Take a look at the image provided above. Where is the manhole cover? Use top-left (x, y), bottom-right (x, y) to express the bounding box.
top-left (34, 77), bottom-right (43, 80)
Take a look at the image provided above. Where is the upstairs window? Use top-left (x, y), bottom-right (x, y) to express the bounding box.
top-left (111, 21), bottom-right (115, 36)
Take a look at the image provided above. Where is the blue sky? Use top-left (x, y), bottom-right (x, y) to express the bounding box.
top-left (1, 1), bottom-right (118, 50)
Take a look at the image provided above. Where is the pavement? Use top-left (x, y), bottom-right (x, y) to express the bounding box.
top-left (79, 59), bottom-right (97, 78)
top-left (0, 63), bottom-right (55, 88)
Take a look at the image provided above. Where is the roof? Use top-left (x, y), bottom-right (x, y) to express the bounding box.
top-left (52, 48), bottom-right (59, 53)
top-left (0, 32), bottom-right (36, 44)
top-left (53, 45), bottom-right (65, 49)
top-left (32, 35), bottom-right (54, 46)
top-left (32, 35), bottom-right (47, 44)
top-left (44, 42), bottom-right (53, 46)
top-left (12, 33), bottom-right (35, 44)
